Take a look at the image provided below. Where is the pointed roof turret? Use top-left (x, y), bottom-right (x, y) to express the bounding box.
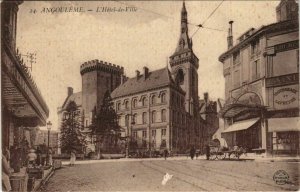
top-left (172, 1), bottom-right (192, 55)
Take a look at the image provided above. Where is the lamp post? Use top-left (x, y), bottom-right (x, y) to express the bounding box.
top-left (46, 121), bottom-right (52, 165)
top-left (126, 115), bottom-right (135, 158)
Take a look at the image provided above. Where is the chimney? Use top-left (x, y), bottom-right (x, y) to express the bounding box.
top-left (204, 92), bottom-right (209, 104)
top-left (121, 75), bottom-right (127, 84)
top-left (67, 87), bottom-right (73, 97)
top-left (136, 70), bottom-right (140, 79)
top-left (227, 21), bottom-right (234, 49)
top-left (143, 67), bottom-right (149, 79)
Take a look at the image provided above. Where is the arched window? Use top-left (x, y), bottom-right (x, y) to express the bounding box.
top-left (151, 110), bottom-right (156, 123)
top-left (151, 95), bottom-right (156, 105)
top-left (125, 115), bottom-right (129, 127)
top-left (142, 97), bottom-right (147, 106)
top-left (117, 103), bottom-right (121, 111)
top-left (133, 113), bottom-right (137, 124)
top-left (142, 112), bottom-right (147, 124)
top-left (175, 69), bottom-right (184, 85)
top-left (161, 93), bottom-right (166, 103)
top-left (161, 109), bottom-right (166, 122)
top-left (132, 99), bottom-right (137, 108)
top-left (125, 100), bottom-right (129, 109)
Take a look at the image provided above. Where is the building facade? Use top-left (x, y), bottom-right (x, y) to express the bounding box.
top-left (57, 2), bottom-right (219, 154)
top-left (218, 0), bottom-right (299, 155)
top-left (1, 0), bottom-right (49, 164)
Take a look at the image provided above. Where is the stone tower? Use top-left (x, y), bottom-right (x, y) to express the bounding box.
top-left (80, 60), bottom-right (124, 126)
top-left (169, 2), bottom-right (199, 116)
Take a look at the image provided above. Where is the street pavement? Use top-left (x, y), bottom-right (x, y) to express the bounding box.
top-left (41, 157), bottom-right (299, 191)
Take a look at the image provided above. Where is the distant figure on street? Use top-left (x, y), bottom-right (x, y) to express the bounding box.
top-left (70, 151), bottom-right (76, 166)
top-left (190, 146), bottom-right (195, 160)
top-left (195, 150), bottom-right (199, 159)
top-left (206, 145), bottom-right (210, 160)
top-left (36, 147), bottom-right (42, 166)
top-left (163, 149), bottom-right (168, 160)
top-left (4, 147), bottom-right (10, 165)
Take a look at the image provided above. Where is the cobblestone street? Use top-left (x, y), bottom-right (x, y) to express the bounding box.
top-left (42, 158), bottom-right (299, 191)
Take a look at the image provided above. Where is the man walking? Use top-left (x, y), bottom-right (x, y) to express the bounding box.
top-left (190, 146), bottom-right (195, 160)
top-left (206, 144), bottom-right (210, 160)
top-left (163, 149), bottom-right (168, 160)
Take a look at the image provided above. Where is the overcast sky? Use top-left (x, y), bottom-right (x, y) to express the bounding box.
top-left (16, 1), bottom-right (279, 130)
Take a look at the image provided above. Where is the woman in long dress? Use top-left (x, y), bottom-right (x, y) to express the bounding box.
top-left (70, 151), bottom-right (76, 166)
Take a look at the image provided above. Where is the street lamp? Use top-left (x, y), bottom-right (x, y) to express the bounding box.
top-left (46, 121), bottom-right (52, 165)
top-left (126, 115), bottom-right (135, 158)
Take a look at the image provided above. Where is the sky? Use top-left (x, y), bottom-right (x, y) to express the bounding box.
top-left (16, 1), bottom-right (279, 130)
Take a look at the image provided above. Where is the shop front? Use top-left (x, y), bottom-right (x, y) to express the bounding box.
top-left (268, 117), bottom-right (300, 156)
top-left (221, 118), bottom-right (262, 151)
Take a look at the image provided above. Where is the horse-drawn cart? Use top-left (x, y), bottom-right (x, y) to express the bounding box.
top-left (209, 146), bottom-right (247, 160)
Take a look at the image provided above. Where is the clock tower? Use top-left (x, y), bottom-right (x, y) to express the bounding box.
top-left (169, 1), bottom-right (199, 116)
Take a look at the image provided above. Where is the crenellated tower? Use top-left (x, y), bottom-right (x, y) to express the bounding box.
top-left (169, 1), bottom-right (199, 116)
top-left (80, 60), bottom-right (124, 126)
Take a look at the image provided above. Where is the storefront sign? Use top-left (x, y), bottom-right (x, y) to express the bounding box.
top-left (266, 73), bottom-right (298, 88)
top-left (274, 85), bottom-right (298, 109)
top-left (274, 40), bottom-right (298, 53)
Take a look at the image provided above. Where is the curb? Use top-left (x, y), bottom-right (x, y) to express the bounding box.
top-left (33, 168), bottom-right (54, 192)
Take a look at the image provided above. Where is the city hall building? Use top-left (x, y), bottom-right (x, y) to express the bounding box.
top-left (58, 2), bottom-right (219, 154)
top-left (218, 0), bottom-right (299, 156)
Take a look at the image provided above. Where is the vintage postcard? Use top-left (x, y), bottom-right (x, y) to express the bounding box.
top-left (1, 0), bottom-right (299, 191)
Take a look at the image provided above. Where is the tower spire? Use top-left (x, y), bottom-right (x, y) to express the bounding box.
top-left (173, 1), bottom-right (192, 54)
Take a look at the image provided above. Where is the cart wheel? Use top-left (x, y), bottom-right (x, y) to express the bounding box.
top-left (232, 151), bottom-right (239, 159)
top-left (217, 152), bottom-right (226, 160)
top-left (209, 148), bottom-right (218, 160)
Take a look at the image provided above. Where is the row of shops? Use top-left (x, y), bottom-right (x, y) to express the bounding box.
top-left (2, 1), bottom-right (50, 191)
top-left (217, 0), bottom-right (299, 156)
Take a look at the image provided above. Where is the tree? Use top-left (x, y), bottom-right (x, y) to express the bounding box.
top-left (90, 91), bottom-right (121, 159)
top-left (60, 101), bottom-right (85, 154)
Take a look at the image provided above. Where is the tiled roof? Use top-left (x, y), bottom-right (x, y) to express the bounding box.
top-left (111, 67), bottom-right (182, 98)
top-left (61, 92), bottom-right (82, 109)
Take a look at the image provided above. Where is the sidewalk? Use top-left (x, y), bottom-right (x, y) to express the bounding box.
top-left (59, 154), bottom-right (300, 165)
top-left (32, 167), bottom-right (54, 191)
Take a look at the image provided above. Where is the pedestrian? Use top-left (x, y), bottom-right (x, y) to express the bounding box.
top-left (2, 153), bottom-right (12, 191)
top-left (163, 149), bottom-right (168, 160)
top-left (70, 150), bottom-right (76, 166)
top-left (36, 146), bottom-right (42, 166)
top-left (4, 147), bottom-right (10, 165)
top-left (195, 149), bottom-right (199, 160)
top-left (206, 144), bottom-right (210, 160)
top-left (190, 146), bottom-right (195, 160)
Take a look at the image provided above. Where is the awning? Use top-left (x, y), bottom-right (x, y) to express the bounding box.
top-left (222, 118), bottom-right (260, 133)
top-left (268, 117), bottom-right (300, 132)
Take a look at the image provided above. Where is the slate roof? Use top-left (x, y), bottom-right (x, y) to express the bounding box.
top-left (111, 67), bottom-right (183, 99)
top-left (61, 92), bottom-right (82, 110)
